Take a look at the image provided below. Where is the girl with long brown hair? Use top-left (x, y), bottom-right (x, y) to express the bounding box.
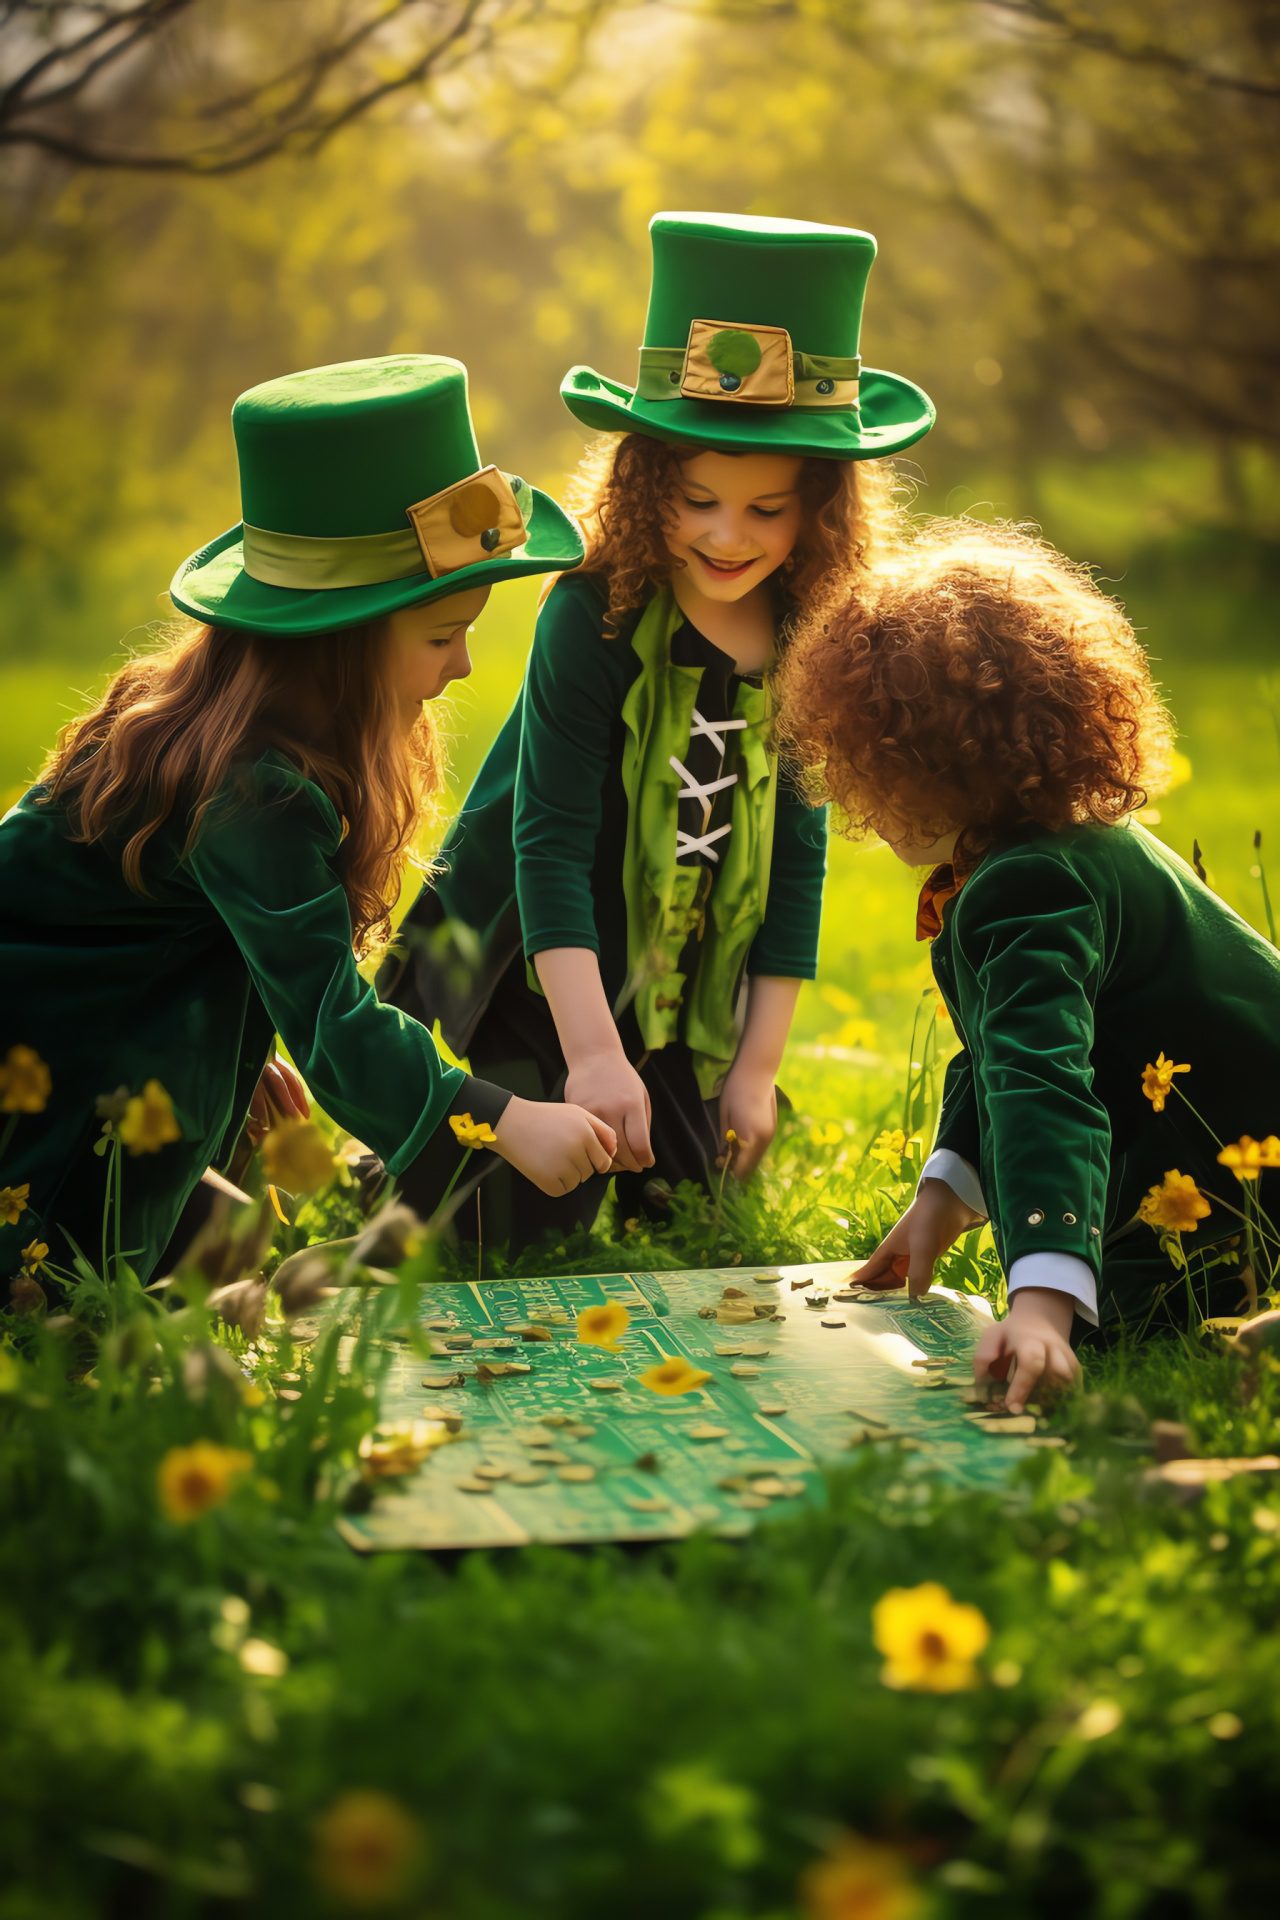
top-left (382, 213), bottom-right (934, 1248)
top-left (0, 355), bottom-right (616, 1286)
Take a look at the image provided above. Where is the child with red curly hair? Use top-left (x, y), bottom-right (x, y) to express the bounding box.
top-left (779, 522), bottom-right (1280, 1410)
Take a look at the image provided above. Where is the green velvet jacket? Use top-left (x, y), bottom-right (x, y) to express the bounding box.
top-left (394, 572), bottom-right (828, 1051)
top-left (931, 820), bottom-right (1280, 1284)
top-left (0, 753), bottom-right (486, 1283)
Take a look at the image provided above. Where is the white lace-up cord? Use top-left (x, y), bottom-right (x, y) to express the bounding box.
top-left (690, 708), bottom-right (747, 758)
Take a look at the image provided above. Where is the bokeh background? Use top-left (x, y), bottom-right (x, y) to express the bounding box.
top-left (3, 0), bottom-right (1278, 1115)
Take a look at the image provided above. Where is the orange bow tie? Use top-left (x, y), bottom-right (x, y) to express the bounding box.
top-left (915, 861), bottom-right (969, 942)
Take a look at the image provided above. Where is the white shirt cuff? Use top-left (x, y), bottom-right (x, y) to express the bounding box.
top-left (919, 1148), bottom-right (987, 1218)
top-left (1008, 1252), bottom-right (1099, 1327)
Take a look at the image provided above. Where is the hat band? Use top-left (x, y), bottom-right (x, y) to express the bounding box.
top-left (242, 470), bottom-right (532, 591)
top-left (636, 345), bottom-right (861, 410)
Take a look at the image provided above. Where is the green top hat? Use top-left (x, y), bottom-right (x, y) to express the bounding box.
top-left (172, 355), bottom-right (584, 635)
top-left (561, 212), bottom-right (934, 461)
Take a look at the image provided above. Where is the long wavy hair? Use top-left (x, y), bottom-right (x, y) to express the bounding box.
top-left (777, 518), bottom-right (1174, 853)
top-left (559, 432), bottom-right (902, 636)
top-left (38, 618), bottom-right (442, 958)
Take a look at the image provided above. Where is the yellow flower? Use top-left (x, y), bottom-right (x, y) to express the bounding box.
top-left (20, 1239), bottom-right (48, 1271)
top-left (640, 1354), bottom-right (712, 1396)
top-left (313, 1790), bottom-right (424, 1906)
top-left (576, 1300), bottom-right (631, 1350)
top-left (869, 1128), bottom-right (907, 1175)
top-left (0, 1184), bottom-right (30, 1226)
top-left (118, 1079), bottom-right (182, 1155)
top-left (449, 1111), bottom-right (498, 1147)
top-left (801, 1834), bottom-right (922, 1920)
top-left (1138, 1169), bottom-right (1212, 1233)
top-left (871, 1581), bottom-right (990, 1693)
top-left (1141, 1053), bottom-right (1190, 1113)
top-left (157, 1441), bottom-right (253, 1523)
top-left (261, 1118), bottom-right (337, 1195)
top-left (0, 1044), bottom-right (51, 1114)
top-left (1216, 1135), bottom-right (1280, 1183)
top-left (810, 1121), bottom-right (843, 1147)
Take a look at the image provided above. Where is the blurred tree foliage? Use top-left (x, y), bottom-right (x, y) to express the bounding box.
top-left (0, 0), bottom-right (1276, 627)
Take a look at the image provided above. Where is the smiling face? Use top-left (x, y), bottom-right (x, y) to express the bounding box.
top-left (663, 449), bottom-right (805, 603)
top-left (384, 584), bottom-right (490, 725)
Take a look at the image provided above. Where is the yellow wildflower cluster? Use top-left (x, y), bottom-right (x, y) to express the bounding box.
top-left (119, 1080), bottom-right (182, 1156)
top-left (20, 1239), bottom-right (49, 1272)
top-left (0, 1183), bottom-right (30, 1227)
top-left (869, 1129), bottom-right (916, 1177)
top-left (158, 1441), bottom-right (253, 1523)
top-left (640, 1355), bottom-right (711, 1396)
top-left (313, 1790), bottom-right (424, 1905)
top-left (872, 1581), bottom-right (990, 1692)
top-left (802, 1834), bottom-right (922, 1920)
top-left (576, 1301), bottom-right (630, 1350)
top-left (1216, 1135), bottom-right (1280, 1183)
top-left (1, 1045), bottom-right (50, 1114)
top-left (449, 1112), bottom-right (498, 1147)
top-left (1141, 1053), bottom-right (1190, 1113)
top-left (262, 1118), bottom-right (338, 1195)
top-left (1138, 1170), bottom-right (1211, 1235)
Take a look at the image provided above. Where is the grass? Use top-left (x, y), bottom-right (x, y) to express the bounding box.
top-left (3, 507), bottom-right (1280, 1915)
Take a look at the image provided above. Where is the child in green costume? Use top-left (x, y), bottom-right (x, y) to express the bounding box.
top-left (778, 521), bottom-right (1280, 1411)
top-left (381, 212), bottom-right (935, 1248)
top-left (0, 356), bottom-right (617, 1287)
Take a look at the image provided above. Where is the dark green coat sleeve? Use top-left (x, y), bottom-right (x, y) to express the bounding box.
top-left (513, 577), bottom-right (633, 959)
top-left (187, 762), bottom-right (469, 1175)
top-left (748, 775), bottom-right (827, 977)
top-left (933, 1047), bottom-right (982, 1167)
top-left (948, 854), bottom-right (1110, 1278)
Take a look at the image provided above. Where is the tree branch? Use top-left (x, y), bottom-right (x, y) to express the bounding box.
top-left (984, 0), bottom-right (1280, 102)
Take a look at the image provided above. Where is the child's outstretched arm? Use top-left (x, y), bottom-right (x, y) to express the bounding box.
top-left (972, 1287), bottom-right (1078, 1414)
top-left (718, 975), bottom-right (800, 1178)
top-left (534, 947), bottom-right (654, 1176)
top-left (858, 1176), bottom-right (986, 1293)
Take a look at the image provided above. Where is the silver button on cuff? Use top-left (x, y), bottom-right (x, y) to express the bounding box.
top-left (1027, 1209), bottom-right (1044, 1225)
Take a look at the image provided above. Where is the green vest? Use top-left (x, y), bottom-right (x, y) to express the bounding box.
top-left (619, 586), bottom-right (778, 1098)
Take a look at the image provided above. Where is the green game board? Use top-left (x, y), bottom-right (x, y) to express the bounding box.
top-left (339, 1261), bottom-right (1034, 1552)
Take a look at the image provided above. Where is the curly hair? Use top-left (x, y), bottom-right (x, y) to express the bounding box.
top-left (39, 617), bottom-right (443, 960)
top-left (776, 519), bottom-right (1175, 851)
top-left (559, 432), bottom-right (902, 636)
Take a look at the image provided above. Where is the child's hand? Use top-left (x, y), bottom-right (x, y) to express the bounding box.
top-left (564, 1053), bottom-right (654, 1175)
top-left (858, 1177), bottom-right (985, 1298)
top-left (716, 1066), bottom-right (778, 1180)
top-left (492, 1097), bottom-right (617, 1196)
top-left (973, 1286), bottom-right (1079, 1415)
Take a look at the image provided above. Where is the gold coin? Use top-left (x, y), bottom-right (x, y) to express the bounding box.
top-left (472, 1463), bottom-right (511, 1481)
top-left (456, 1478), bottom-right (494, 1494)
top-left (509, 1468), bottom-right (548, 1485)
top-left (689, 1424), bottom-right (729, 1441)
top-left (557, 1464), bottom-right (596, 1483)
top-left (757, 1403), bottom-right (788, 1417)
top-left (587, 1379), bottom-right (625, 1392)
top-left (730, 1364), bottom-right (760, 1379)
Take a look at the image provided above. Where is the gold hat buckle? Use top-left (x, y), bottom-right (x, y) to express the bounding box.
top-left (680, 319), bottom-right (795, 407)
top-left (406, 465), bottom-right (528, 578)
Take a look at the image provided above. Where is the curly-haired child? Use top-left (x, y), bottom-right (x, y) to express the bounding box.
top-left (778, 521), bottom-right (1280, 1411)
top-left (381, 212), bottom-right (934, 1247)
